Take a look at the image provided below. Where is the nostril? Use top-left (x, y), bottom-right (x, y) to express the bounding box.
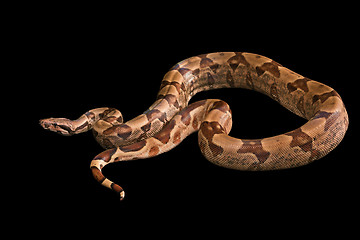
top-left (39, 119), bottom-right (48, 128)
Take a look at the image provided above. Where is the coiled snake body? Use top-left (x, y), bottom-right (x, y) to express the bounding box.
top-left (40, 52), bottom-right (349, 200)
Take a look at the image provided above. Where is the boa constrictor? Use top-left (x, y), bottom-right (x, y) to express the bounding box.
top-left (40, 52), bottom-right (349, 200)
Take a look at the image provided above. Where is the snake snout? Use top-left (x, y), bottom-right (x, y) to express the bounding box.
top-left (39, 119), bottom-right (49, 129)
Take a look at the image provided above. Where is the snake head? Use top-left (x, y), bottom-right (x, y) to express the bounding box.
top-left (39, 118), bottom-right (74, 136)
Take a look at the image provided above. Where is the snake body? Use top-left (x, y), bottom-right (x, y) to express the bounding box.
top-left (40, 52), bottom-right (349, 200)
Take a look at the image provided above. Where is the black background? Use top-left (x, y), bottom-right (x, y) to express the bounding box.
top-left (18, 4), bottom-right (357, 235)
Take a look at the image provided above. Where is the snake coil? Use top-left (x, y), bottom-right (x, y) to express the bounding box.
top-left (40, 52), bottom-right (349, 200)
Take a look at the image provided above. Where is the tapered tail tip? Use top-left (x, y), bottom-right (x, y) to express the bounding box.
top-left (110, 182), bottom-right (125, 201)
top-left (119, 190), bottom-right (125, 201)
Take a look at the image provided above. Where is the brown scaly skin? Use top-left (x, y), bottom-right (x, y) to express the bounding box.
top-left (40, 52), bottom-right (349, 201)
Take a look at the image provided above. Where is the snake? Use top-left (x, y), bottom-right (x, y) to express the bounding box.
top-left (40, 52), bottom-right (349, 201)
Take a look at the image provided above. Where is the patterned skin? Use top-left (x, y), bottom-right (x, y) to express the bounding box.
top-left (40, 52), bottom-right (349, 200)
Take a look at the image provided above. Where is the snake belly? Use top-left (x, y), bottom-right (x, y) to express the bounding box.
top-left (40, 52), bottom-right (349, 200)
